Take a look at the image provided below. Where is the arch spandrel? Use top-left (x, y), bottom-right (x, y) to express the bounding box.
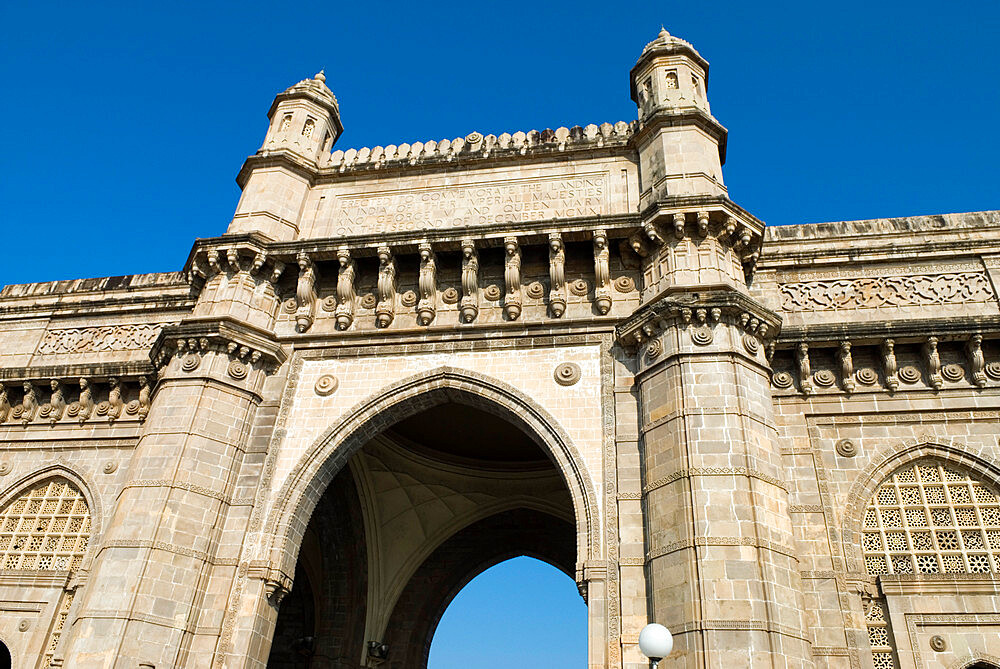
top-left (261, 364), bottom-right (602, 583)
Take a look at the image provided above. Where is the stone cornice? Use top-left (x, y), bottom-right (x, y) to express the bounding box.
top-left (0, 361), bottom-right (154, 383)
top-left (775, 315), bottom-right (1000, 347)
top-left (616, 290), bottom-right (782, 349)
top-left (188, 214), bottom-right (641, 271)
top-left (150, 317), bottom-right (287, 371)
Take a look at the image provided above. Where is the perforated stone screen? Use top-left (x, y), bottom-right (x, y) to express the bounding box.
top-left (863, 462), bottom-right (1000, 576)
top-left (0, 479), bottom-right (91, 571)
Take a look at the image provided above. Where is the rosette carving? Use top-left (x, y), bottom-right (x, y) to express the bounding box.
top-left (613, 276), bottom-right (635, 293)
top-left (314, 374), bottom-right (338, 396)
top-left (813, 369), bottom-right (836, 388)
top-left (855, 368), bottom-right (878, 386)
top-left (941, 363), bottom-right (965, 383)
top-left (525, 282), bottom-right (544, 299)
top-left (771, 371), bottom-right (794, 389)
top-left (553, 362), bottom-right (581, 386)
top-left (898, 365), bottom-right (921, 384)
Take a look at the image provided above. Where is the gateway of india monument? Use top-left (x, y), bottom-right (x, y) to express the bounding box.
top-left (1, 27), bottom-right (999, 669)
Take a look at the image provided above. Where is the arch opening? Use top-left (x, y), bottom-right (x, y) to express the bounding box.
top-left (267, 376), bottom-right (592, 669)
top-left (427, 556), bottom-right (587, 669)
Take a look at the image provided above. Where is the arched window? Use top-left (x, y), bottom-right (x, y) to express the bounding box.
top-left (860, 461), bottom-right (1000, 667)
top-left (0, 478), bottom-right (90, 571)
top-left (302, 118), bottom-right (315, 138)
top-left (0, 478), bottom-right (90, 666)
top-left (862, 461), bottom-right (1000, 576)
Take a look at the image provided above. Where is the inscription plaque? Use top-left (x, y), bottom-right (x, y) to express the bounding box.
top-left (314, 172), bottom-right (610, 237)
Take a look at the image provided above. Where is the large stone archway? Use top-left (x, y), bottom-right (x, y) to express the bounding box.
top-left (254, 367), bottom-right (602, 668)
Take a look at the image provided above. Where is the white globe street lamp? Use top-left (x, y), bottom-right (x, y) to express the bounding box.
top-left (638, 623), bottom-right (673, 668)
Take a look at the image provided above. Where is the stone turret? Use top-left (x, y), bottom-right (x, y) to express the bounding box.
top-left (630, 28), bottom-right (727, 201)
top-left (229, 71), bottom-right (341, 241)
top-left (262, 70), bottom-right (343, 160)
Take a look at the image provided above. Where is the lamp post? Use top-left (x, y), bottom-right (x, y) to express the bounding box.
top-left (638, 623), bottom-right (673, 668)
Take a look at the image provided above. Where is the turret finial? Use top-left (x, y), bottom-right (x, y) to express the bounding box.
top-left (314, 70), bottom-right (326, 83)
top-left (659, 26), bottom-right (669, 38)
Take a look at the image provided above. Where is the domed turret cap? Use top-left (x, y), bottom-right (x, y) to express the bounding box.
top-left (267, 70), bottom-right (343, 135)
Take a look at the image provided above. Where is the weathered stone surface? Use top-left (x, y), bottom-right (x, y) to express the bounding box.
top-left (0, 27), bottom-right (997, 669)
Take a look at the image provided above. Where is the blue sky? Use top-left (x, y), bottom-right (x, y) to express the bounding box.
top-left (2, 1), bottom-right (998, 286)
top-left (2, 1), bottom-right (998, 665)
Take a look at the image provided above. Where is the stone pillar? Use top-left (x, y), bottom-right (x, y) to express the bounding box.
top-left (62, 244), bottom-right (286, 668)
top-left (620, 215), bottom-right (813, 667)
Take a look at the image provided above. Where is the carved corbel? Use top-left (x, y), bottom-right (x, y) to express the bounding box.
top-left (924, 337), bottom-right (943, 390)
top-left (548, 233), bottom-right (567, 318)
top-left (459, 239), bottom-right (479, 323)
top-left (77, 378), bottom-right (94, 424)
top-left (375, 246), bottom-right (397, 328)
top-left (968, 334), bottom-right (988, 388)
top-left (47, 380), bottom-right (65, 425)
top-left (251, 251), bottom-right (267, 275)
top-left (628, 232), bottom-right (650, 259)
top-left (137, 376), bottom-right (151, 422)
top-left (720, 216), bottom-right (737, 242)
top-left (107, 377), bottom-right (124, 423)
top-left (225, 247), bottom-right (241, 272)
top-left (417, 242), bottom-right (437, 326)
top-left (0, 386), bottom-right (9, 423)
top-left (796, 343), bottom-right (814, 395)
top-left (642, 220), bottom-right (664, 245)
top-left (839, 341), bottom-right (856, 394)
top-left (593, 230), bottom-right (612, 315)
top-left (264, 577), bottom-right (291, 607)
top-left (295, 253), bottom-right (318, 333)
top-left (696, 210), bottom-right (710, 237)
top-left (19, 382), bottom-right (37, 424)
top-left (270, 260), bottom-right (286, 285)
top-left (672, 212), bottom-right (686, 239)
top-left (335, 247), bottom-right (357, 331)
top-left (503, 236), bottom-right (522, 321)
top-left (882, 339), bottom-right (899, 392)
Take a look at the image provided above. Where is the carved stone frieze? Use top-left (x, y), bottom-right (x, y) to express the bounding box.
top-left (36, 324), bottom-right (172, 355)
top-left (779, 272), bottom-right (996, 311)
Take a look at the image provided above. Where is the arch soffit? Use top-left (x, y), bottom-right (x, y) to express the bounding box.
top-left (265, 366), bottom-right (601, 578)
top-left (842, 439), bottom-right (1000, 570)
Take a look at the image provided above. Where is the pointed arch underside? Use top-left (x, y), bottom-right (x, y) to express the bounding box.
top-left (265, 366), bottom-right (600, 581)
